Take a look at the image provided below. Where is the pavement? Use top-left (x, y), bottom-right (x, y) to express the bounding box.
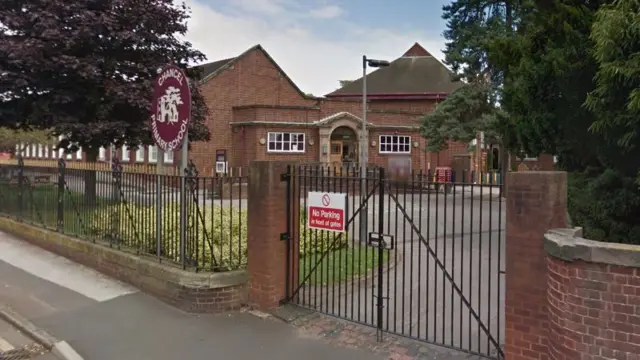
top-left (0, 230), bottom-right (389, 360)
top-left (0, 317), bottom-right (51, 359)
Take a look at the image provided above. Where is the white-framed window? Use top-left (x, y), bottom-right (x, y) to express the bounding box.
top-left (76, 146), bottom-right (82, 160)
top-left (135, 146), bottom-right (145, 162)
top-left (121, 145), bottom-right (130, 162)
top-left (37, 144), bottom-right (43, 158)
top-left (31, 144), bottom-right (37, 157)
top-left (43, 145), bottom-right (49, 158)
top-left (379, 135), bottom-right (411, 154)
top-left (99, 147), bottom-right (106, 161)
top-left (267, 132), bottom-right (305, 153)
top-left (25, 145), bottom-right (30, 158)
top-left (164, 150), bottom-right (174, 164)
top-left (148, 146), bottom-right (158, 163)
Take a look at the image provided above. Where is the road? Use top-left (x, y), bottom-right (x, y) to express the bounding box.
top-left (0, 232), bottom-right (383, 360)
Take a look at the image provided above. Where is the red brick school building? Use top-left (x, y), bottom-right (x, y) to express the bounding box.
top-left (12, 42), bottom-right (553, 176)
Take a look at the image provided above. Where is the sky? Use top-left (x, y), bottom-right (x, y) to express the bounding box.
top-left (182, 0), bottom-right (451, 96)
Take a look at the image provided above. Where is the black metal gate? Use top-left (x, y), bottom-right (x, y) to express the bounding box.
top-left (282, 165), bottom-right (505, 359)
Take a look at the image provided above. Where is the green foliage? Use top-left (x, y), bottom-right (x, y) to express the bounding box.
top-left (88, 204), bottom-right (347, 270)
top-left (421, 83), bottom-right (505, 152)
top-left (443, 0), bottom-right (640, 244)
top-left (568, 169), bottom-right (640, 244)
top-left (585, 0), bottom-right (640, 178)
top-left (89, 203), bottom-right (247, 271)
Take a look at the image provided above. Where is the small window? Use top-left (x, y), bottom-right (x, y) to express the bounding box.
top-left (43, 145), bottom-right (49, 158)
top-left (267, 132), bottom-right (305, 153)
top-left (135, 146), bottom-right (145, 162)
top-left (25, 145), bottom-right (30, 158)
top-left (121, 146), bottom-right (130, 162)
top-left (379, 135), bottom-right (411, 154)
top-left (76, 146), bottom-right (82, 160)
top-left (37, 144), bottom-right (43, 158)
top-left (31, 144), bottom-right (37, 157)
top-left (99, 147), bottom-right (106, 161)
top-left (148, 146), bottom-right (158, 163)
top-left (164, 150), bottom-right (173, 164)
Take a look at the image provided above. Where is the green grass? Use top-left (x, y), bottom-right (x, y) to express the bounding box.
top-left (0, 182), bottom-right (107, 237)
top-left (299, 245), bottom-right (389, 286)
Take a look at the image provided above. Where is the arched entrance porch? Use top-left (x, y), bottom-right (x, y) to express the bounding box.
top-left (328, 126), bottom-right (358, 169)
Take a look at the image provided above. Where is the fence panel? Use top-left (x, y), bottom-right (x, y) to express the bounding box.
top-left (0, 158), bottom-right (247, 272)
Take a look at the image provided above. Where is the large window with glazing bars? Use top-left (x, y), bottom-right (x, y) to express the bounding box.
top-left (267, 132), bottom-right (305, 153)
top-left (379, 135), bottom-right (411, 154)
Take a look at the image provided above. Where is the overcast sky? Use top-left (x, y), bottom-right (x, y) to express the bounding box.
top-left (182, 0), bottom-right (450, 96)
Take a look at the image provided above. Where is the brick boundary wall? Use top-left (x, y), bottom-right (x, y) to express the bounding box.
top-left (505, 171), bottom-right (568, 360)
top-left (545, 228), bottom-right (640, 360)
top-left (0, 217), bottom-right (248, 313)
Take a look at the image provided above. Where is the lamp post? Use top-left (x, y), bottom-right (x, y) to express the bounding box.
top-left (359, 55), bottom-right (390, 243)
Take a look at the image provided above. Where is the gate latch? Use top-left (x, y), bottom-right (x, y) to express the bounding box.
top-left (368, 232), bottom-right (395, 250)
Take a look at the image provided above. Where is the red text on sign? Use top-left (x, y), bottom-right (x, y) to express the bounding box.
top-left (308, 206), bottom-right (344, 231)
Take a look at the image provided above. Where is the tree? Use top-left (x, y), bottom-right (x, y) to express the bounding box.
top-left (585, 0), bottom-right (640, 179)
top-left (421, 83), bottom-right (500, 152)
top-left (0, 0), bottom-right (210, 155)
top-left (422, 0), bottom-right (518, 180)
top-left (496, 0), bottom-right (610, 171)
top-left (489, 0), bottom-right (640, 243)
top-left (0, 128), bottom-right (55, 154)
top-left (0, 0), bottom-right (211, 202)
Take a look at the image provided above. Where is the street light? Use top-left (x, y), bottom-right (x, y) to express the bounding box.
top-left (360, 55), bottom-right (390, 244)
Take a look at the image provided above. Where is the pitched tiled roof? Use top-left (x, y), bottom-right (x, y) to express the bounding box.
top-left (192, 57), bottom-right (235, 80)
top-left (193, 45), bottom-right (314, 100)
top-left (325, 43), bottom-right (462, 97)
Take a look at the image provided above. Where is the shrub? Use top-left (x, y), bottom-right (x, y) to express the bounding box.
top-left (568, 169), bottom-right (640, 244)
top-left (89, 202), bottom-right (247, 271)
top-left (89, 203), bottom-right (349, 270)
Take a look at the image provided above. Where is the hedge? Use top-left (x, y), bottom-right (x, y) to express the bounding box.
top-left (89, 203), bottom-right (349, 271)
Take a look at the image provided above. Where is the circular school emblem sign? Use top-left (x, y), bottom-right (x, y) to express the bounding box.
top-left (150, 64), bottom-right (191, 152)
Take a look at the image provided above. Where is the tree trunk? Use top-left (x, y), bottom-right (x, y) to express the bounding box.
top-left (84, 147), bottom-right (98, 206)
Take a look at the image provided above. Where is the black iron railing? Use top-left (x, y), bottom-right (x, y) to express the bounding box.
top-left (0, 157), bottom-right (248, 272)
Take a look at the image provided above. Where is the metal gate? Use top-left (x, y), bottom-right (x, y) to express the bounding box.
top-left (282, 165), bottom-right (505, 359)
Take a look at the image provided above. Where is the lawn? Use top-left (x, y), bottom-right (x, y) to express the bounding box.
top-left (299, 245), bottom-right (389, 286)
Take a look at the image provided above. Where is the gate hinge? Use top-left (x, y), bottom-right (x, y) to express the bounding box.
top-left (280, 232), bottom-right (290, 241)
top-left (280, 173), bottom-right (290, 181)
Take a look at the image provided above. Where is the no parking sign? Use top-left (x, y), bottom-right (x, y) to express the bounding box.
top-left (307, 191), bottom-right (347, 232)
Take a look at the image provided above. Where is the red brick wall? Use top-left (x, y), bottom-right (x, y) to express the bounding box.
top-left (192, 48), bottom-right (315, 174)
top-left (547, 258), bottom-right (640, 360)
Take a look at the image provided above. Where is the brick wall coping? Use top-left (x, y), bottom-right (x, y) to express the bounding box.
top-left (544, 227), bottom-right (640, 268)
top-left (0, 217), bottom-right (247, 290)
